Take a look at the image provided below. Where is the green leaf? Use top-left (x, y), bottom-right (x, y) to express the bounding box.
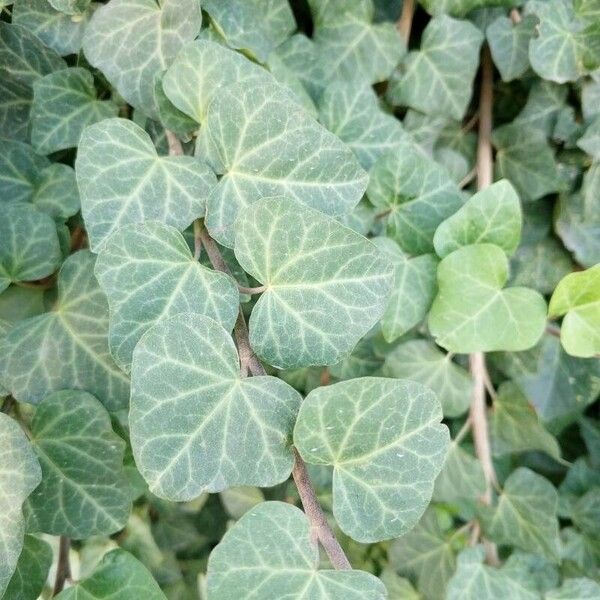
top-left (219, 487), bottom-right (265, 519)
top-left (546, 578), bottom-right (600, 600)
top-left (76, 118), bottom-right (216, 251)
top-left (0, 413), bottom-right (42, 598)
top-left (0, 203), bottom-right (62, 293)
top-left (207, 501), bottom-right (386, 599)
top-left (367, 149), bottom-right (463, 255)
top-left (513, 80), bottom-right (567, 136)
top-left (203, 0), bottom-right (295, 62)
top-left (382, 339), bottom-right (472, 418)
top-left (318, 81), bottom-right (406, 170)
top-left (31, 67), bottom-right (118, 155)
top-left (571, 488), bottom-right (600, 538)
top-left (307, 0), bottom-right (373, 26)
top-left (49, 0), bottom-right (90, 16)
top-left (294, 377), bottom-right (449, 542)
top-left (3, 535), bottom-right (52, 600)
top-left (95, 222), bottom-right (239, 372)
top-left (55, 549), bottom-right (166, 600)
top-left (233, 197), bottom-right (393, 369)
top-left (130, 313), bottom-right (301, 500)
top-left (83, 0), bottom-right (202, 117)
top-left (202, 81), bottom-right (368, 248)
top-left (428, 244), bottom-right (547, 353)
top-left (379, 568), bottom-right (419, 600)
top-left (0, 76), bottom-right (31, 142)
top-left (24, 390), bottom-right (130, 538)
top-left (433, 441), bottom-right (486, 503)
top-left (490, 382), bottom-right (562, 460)
top-left (387, 15), bottom-right (484, 120)
top-left (487, 14), bottom-right (536, 82)
top-left (480, 467), bottom-right (560, 562)
top-left (577, 116), bottom-right (600, 160)
top-left (0, 251), bottom-right (130, 411)
top-left (549, 265), bottom-right (600, 358)
top-left (433, 179), bottom-right (522, 258)
top-left (372, 238), bottom-right (438, 342)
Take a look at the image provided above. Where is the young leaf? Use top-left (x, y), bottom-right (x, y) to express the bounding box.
top-left (0, 413), bottom-right (42, 598)
top-left (3, 535), bottom-right (52, 600)
top-left (233, 197), bottom-right (393, 369)
top-left (549, 265), bottom-right (600, 358)
top-left (207, 501), bottom-right (386, 599)
top-left (95, 222), bottom-right (239, 372)
top-left (429, 243), bottom-right (547, 352)
top-left (24, 390), bottom-right (130, 538)
top-left (130, 314), bottom-right (301, 501)
top-left (0, 251), bottom-right (130, 411)
top-left (433, 179), bottom-right (522, 258)
top-left (76, 118), bottom-right (216, 251)
top-left (202, 81), bottom-right (368, 247)
top-left (487, 15), bottom-right (536, 82)
top-left (294, 377), bottom-right (449, 542)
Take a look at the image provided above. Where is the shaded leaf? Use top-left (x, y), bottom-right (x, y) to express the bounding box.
top-left (433, 442), bottom-right (486, 503)
top-left (3, 535), bottom-right (52, 600)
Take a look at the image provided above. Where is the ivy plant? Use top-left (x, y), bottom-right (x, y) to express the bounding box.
top-left (0, 0), bottom-right (599, 599)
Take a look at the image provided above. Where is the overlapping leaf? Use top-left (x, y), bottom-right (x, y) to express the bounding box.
top-left (3, 535), bottom-right (52, 600)
top-left (433, 441), bottom-right (486, 503)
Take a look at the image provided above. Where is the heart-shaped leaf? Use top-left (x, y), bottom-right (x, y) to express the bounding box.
top-left (487, 15), bottom-right (536, 82)
top-left (3, 535), bottom-right (52, 600)
top-left (130, 313), bottom-right (301, 501)
top-left (433, 442), bottom-right (485, 503)
top-left (428, 243), bottom-right (547, 352)
top-left (76, 118), bottom-right (216, 251)
top-left (294, 377), bottom-right (449, 542)
top-left (95, 222), bottom-right (239, 372)
top-left (207, 501), bottom-right (386, 599)
top-left (233, 197), bottom-right (393, 369)
top-left (0, 251), bottom-right (130, 411)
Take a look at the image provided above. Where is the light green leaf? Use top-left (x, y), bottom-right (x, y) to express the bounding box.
top-left (379, 568), bottom-right (419, 600)
top-left (0, 203), bottom-right (62, 293)
top-left (513, 80), bottom-right (567, 136)
top-left (549, 265), bottom-right (600, 358)
top-left (577, 116), bottom-right (600, 160)
top-left (487, 14), bottom-right (536, 82)
top-left (31, 67), bottom-right (118, 154)
top-left (372, 237), bottom-right (438, 342)
top-left (433, 441), bottom-right (486, 503)
top-left (382, 339), bottom-right (472, 418)
top-left (547, 578), bottom-right (600, 600)
top-left (3, 535), bottom-right (52, 600)
top-left (0, 251), bottom-right (130, 411)
top-left (387, 15), bottom-right (484, 120)
top-left (0, 413), bottom-right (42, 598)
top-left (233, 197), bottom-right (393, 369)
top-left (307, 0), bottom-right (373, 28)
top-left (294, 377), bottom-right (449, 542)
top-left (318, 81), bottom-right (406, 170)
top-left (203, 0), bottom-right (295, 62)
top-left (49, 0), bottom-right (90, 15)
top-left (203, 81), bottom-right (368, 248)
top-left (571, 488), bottom-right (600, 538)
top-left (95, 222), bottom-right (239, 372)
top-left (433, 179), bottom-right (522, 258)
top-left (220, 487), bottom-right (265, 519)
top-left (428, 244), bottom-right (547, 353)
top-left (490, 382), bottom-right (561, 460)
top-left (207, 501), bottom-right (386, 599)
top-left (367, 150), bottom-right (463, 255)
top-left (480, 467), bottom-right (560, 562)
top-left (130, 313), bottom-right (301, 501)
top-left (76, 118), bottom-right (216, 251)
top-left (83, 0), bottom-right (202, 117)
top-left (55, 549), bottom-right (166, 600)
top-left (24, 390), bottom-right (130, 538)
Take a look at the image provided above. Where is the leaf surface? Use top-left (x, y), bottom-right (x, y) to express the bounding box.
top-left (3, 535), bottom-right (52, 600)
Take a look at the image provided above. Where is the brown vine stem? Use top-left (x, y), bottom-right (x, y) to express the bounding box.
top-left (52, 536), bottom-right (71, 595)
top-left (396, 0), bottom-right (415, 43)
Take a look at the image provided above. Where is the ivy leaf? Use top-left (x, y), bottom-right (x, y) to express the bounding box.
top-left (3, 535), bottom-right (52, 600)
top-left (382, 339), bottom-right (472, 418)
top-left (0, 413), bottom-right (42, 598)
top-left (577, 116), bottom-right (600, 161)
top-left (0, 251), bottom-right (130, 411)
top-left (429, 244), bottom-right (547, 353)
top-left (434, 441), bottom-right (485, 504)
top-left (387, 15), bottom-right (484, 120)
top-left (203, 81), bottom-right (368, 248)
top-left (203, 0), bottom-right (295, 62)
top-left (0, 76), bottom-right (31, 142)
top-left (307, 0), bottom-right (373, 27)
top-left (367, 149), bottom-right (463, 255)
top-left (513, 80), bottom-right (567, 136)
top-left (95, 222), bottom-right (239, 372)
top-left (0, 203), bottom-right (62, 293)
top-left (487, 15), bottom-right (536, 82)
top-left (294, 377), bottom-right (449, 542)
top-left (233, 197), bottom-right (393, 369)
top-left (24, 390), bottom-right (130, 538)
top-left (55, 549), bottom-right (166, 600)
top-left (207, 501), bottom-right (386, 599)
top-left (49, 0), bottom-right (90, 15)
top-left (83, 0), bottom-right (202, 117)
top-left (31, 67), bottom-right (118, 155)
top-left (372, 238), bottom-right (438, 342)
top-left (480, 467), bottom-right (561, 562)
top-left (546, 578), bottom-right (600, 600)
top-left (549, 265), bottom-right (600, 358)
top-left (571, 488), bottom-right (600, 539)
top-left (130, 313), bottom-right (301, 501)
top-left (433, 179), bottom-right (522, 258)
top-left (76, 118), bottom-right (216, 251)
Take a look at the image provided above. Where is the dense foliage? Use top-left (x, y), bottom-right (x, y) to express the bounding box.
top-left (1, 0), bottom-right (599, 598)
